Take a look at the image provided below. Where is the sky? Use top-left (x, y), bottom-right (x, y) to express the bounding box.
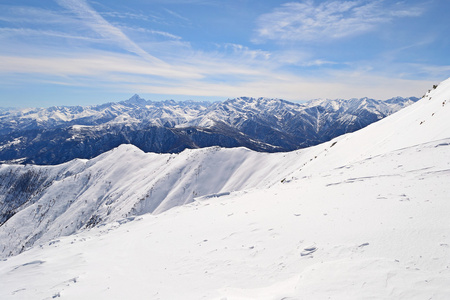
top-left (0, 0), bottom-right (449, 107)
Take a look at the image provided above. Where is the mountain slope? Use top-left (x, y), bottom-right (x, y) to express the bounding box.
top-left (0, 79), bottom-right (449, 299)
top-left (0, 95), bottom-right (418, 164)
top-left (0, 145), bottom-right (305, 257)
top-left (295, 82), bottom-right (450, 175)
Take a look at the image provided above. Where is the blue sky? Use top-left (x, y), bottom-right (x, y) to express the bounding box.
top-left (0, 0), bottom-right (449, 107)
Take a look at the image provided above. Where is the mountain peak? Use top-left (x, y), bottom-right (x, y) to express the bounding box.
top-left (123, 94), bottom-right (147, 106)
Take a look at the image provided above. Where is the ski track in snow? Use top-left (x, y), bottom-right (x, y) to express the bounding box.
top-left (0, 79), bottom-right (450, 299)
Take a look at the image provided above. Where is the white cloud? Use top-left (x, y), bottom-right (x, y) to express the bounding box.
top-left (407, 64), bottom-right (450, 79)
top-left (0, 5), bottom-right (72, 24)
top-left (164, 8), bottom-right (190, 22)
top-left (255, 0), bottom-right (424, 43)
top-left (118, 25), bottom-right (182, 40)
top-left (0, 27), bottom-right (101, 41)
top-left (100, 11), bottom-right (153, 21)
top-left (0, 50), bottom-right (434, 101)
top-left (270, 49), bottom-right (337, 67)
top-left (55, 0), bottom-right (163, 64)
top-left (0, 53), bottom-right (202, 79)
top-left (119, 71), bottom-right (435, 102)
top-left (221, 43), bottom-right (272, 60)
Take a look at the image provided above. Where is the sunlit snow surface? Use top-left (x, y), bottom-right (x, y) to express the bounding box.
top-left (1, 79), bottom-right (450, 299)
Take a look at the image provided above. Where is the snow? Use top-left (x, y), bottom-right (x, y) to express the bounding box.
top-left (1, 137), bottom-right (450, 299)
top-left (0, 138), bottom-right (21, 150)
top-left (71, 125), bottom-right (92, 130)
top-left (0, 79), bottom-right (450, 298)
top-left (0, 144), bottom-right (308, 257)
top-left (296, 79), bottom-right (450, 175)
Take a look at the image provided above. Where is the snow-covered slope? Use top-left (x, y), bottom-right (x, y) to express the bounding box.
top-left (0, 80), bottom-right (448, 298)
top-left (295, 82), bottom-right (450, 175)
top-left (0, 95), bottom-right (417, 164)
top-left (1, 138), bottom-right (449, 299)
top-left (0, 145), bottom-right (305, 257)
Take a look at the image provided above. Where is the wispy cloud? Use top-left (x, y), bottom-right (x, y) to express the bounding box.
top-left (0, 5), bottom-right (72, 24)
top-left (99, 10), bottom-right (170, 26)
top-left (255, 0), bottom-right (425, 43)
top-left (118, 25), bottom-right (182, 40)
top-left (55, 0), bottom-right (163, 64)
top-left (164, 8), bottom-right (190, 22)
top-left (0, 50), bottom-right (435, 101)
top-left (100, 11), bottom-right (152, 21)
top-left (406, 64), bottom-right (450, 79)
top-left (119, 70), bottom-right (436, 101)
top-left (0, 27), bottom-right (101, 41)
top-left (0, 53), bottom-right (202, 79)
top-left (270, 49), bottom-right (337, 67)
top-left (221, 43), bottom-right (271, 60)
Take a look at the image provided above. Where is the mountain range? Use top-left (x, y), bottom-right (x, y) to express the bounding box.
top-left (0, 95), bottom-right (418, 165)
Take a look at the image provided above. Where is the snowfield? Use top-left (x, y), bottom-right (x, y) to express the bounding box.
top-left (0, 78), bottom-right (450, 299)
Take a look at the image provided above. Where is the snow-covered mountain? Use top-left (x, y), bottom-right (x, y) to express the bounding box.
top-left (0, 95), bottom-right (418, 165)
top-left (0, 79), bottom-right (448, 298)
top-left (0, 146), bottom-right (306, 257)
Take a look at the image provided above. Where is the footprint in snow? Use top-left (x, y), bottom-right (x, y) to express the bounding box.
top-left (301, 246), bottom-right (317, 256)
top-left (12, 260), bottom-right (45, 271)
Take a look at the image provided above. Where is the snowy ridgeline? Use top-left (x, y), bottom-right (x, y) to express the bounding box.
top-left (0, 95), bottom-right (418, 164)
top-left (0, 145), bottom-right (308, 257)
top-left (0, 79), bottom-right (449, 298)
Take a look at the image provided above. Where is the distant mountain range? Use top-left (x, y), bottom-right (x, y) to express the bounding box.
top-left (0, 95), bottom-right (418, 165)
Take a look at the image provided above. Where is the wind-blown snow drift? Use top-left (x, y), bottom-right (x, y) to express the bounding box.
top-left (0, 79), bottom-right (449, 299)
